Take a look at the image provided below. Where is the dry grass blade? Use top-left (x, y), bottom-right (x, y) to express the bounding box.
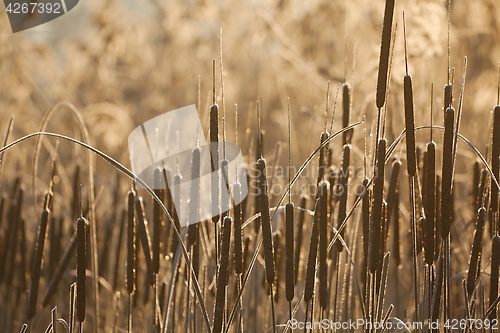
top-left (127, 190), bottom-right (136, 295)
top-left (369, 139), bottom-right (386, 273)
top-left (336, 144), bottom-right (351, 252)
top-left (42, 228), bottom-right (78, 307)
top-left (285, 201), bottom-right (295, 302)
top-left (153, 168), bottom-right (162, 275)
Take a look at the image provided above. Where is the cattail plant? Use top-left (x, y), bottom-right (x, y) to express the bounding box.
top-left (257, 158), bottom-right (275, 286)
top-left (304, 197), bottom-right (321, 303)
top-left (342, 83), bottom-right (352, 145)
top-left (440, 107), bottom-right (455, 239)
top-left (294, 195), bottom-right (306, 285)
top-left (135, 197), bottom-right (155, 286)
top-left (318, 180), bottom-right (330, 309)
top-left (489, 235), bottom-right (500, 320)
top-left (213, 216), bottom-right (232, 333)
top-left (27, 190), bottom-right (51, 320)
top-left (424, 141), bottom-right (436, 265)
top-left (491, 105), bottom-right (500, 215)
top-left (466, 207), bottom-right (485, 298)
top-left (76, 213), bottom-right (87, 324)
top-left (376, 0), bottom-right (395, 109)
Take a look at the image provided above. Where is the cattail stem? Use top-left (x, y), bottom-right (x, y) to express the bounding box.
top-left (285, 202), bottom-right (295, 303)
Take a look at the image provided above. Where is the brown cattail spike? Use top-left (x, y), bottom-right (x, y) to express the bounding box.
top-left (424, 142), bottom-right (436, 265)
top-left (233, 182), bottom-right (243, 275)
top-left (440, 107), bottom-right (455, 239)
top-left (342, 84), bottom-right (352, 145)
top-left (466, 207), bottom-right (485, 298)
top-left (489, 235), bottom-right (500, 320)
top-left (404, 74), bottom-right (417, 176)
top-left (376, 0), bottom-right (395, 109)
top-left (491, 106), bottom-right (500, 212)
top-left (294, 196), bottom-right (306, 284)
top-left (317, 132), bottom-right (329, 186)
top-left (318, 181), bottom-right (330, 309)
top-left (304, 198), bottom-right (321, 303)
top-left (76, 215), bottom-right (87, 323)
top-left (27, 192), bottom-right (50, 320)
top-left (213, 216), bottom-right (232, 333)
top-left (152, 169), bottom-right (162, 275)
top-left (370, 138), bottom-right (386, 273)
top-left (257, 158), bottom-right (275, 285)
top-left (135, 197), bottom-right (155, 286)
top-left (210, 103), bottom-right (220, 224)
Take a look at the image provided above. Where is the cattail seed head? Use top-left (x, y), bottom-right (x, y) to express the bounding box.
top-left (210, 103), bottom-right (220, 223)
top-left (294, 196), bottom-right (307, 284)
top-left (440, 107), bottom-right (455, 239)
top-left (342, 84), bottom-right (352, 145)
top-left (491, 106), bottom-right (500, 212)
top-left (27, 193), bottom-right (50, 320)
top-left (233, 182), bottom-right (243, 275)
top-left (257, 158), bottom-right (275, 285)
top-left (404, 74), bottom-right (417, 176)
top-left (304, 198), bottom-right (321, 303)
top-left (444, 83), bottom-right (453, 110)
top-left (489, 235), bottom-right (500, 320)
top-left (76, 216), bottom-right (87, 323)
top-left (135, 197), bottom-right (155, 286)
top-left (376, 0), bottom-right (395, 109)
top-left (318, 181), bottom-right (330, 309)
top-left (424, 142), bottom-right (436, 265)
top-left (466, 207), bottom-right (486, 297)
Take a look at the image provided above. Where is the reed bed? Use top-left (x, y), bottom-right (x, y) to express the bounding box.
top-left (1, 0), bottom-right (500, 332)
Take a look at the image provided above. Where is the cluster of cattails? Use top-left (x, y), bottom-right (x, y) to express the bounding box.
top-left (4, 1), bottom-right (500, 332)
